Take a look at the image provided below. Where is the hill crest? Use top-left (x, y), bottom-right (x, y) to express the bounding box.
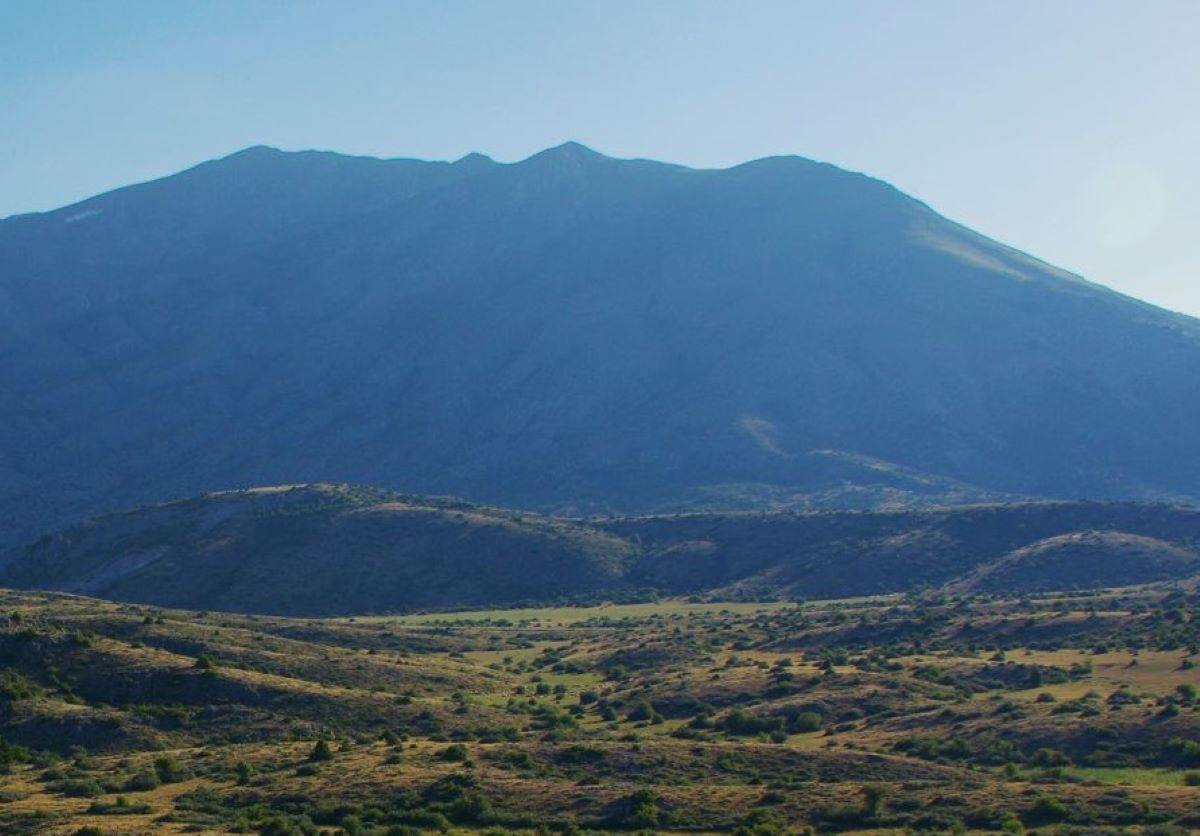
top-left (5, 485), bottom-right (1199, 616)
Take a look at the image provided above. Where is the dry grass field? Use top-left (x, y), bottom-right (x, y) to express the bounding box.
top-left (1, 585), bottom-right (1198, 834)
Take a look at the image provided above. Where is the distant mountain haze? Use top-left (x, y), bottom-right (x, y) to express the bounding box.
top-left (2, 142), bottom-right (1199, 547)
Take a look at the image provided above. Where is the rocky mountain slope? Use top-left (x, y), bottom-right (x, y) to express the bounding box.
top-left (3, 144), bottom-right (1200, 546)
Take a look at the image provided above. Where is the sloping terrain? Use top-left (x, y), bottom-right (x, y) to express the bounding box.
top-left (3, 143), bottom-right (1200, 547)
top-left (616, 501), bottom-right (1200, 600)
top-left (4, 485), bottom-right (1200, 615)
top-left (946, 530), bottom-right (1200, 594)
top-left (0, 484), bottom-right (634, 616)
top-left (0, 584), bottom-right (1198, 834)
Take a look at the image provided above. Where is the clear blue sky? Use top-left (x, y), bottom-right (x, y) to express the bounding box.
top-left (3, 0), bottom-right (1197, 315)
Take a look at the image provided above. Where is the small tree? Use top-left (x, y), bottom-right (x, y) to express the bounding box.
top-left (860, 783), bottom-right (888, 817)
top-left (154, 754), bottom-right (188, 783)
top-left (308, 740), bottom-right (333, 762)
top-left (626, 699), bottom-right (658, 723)
top-left (437, 743), bottom-right (470, 762)
top-left (235, 760), bottom-right (254, 785)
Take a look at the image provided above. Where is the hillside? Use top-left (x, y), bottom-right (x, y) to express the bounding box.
top-left (945, 530), bottom-right (1200, 594)
top-left (615, 502), bottom-right (1200, 601)
top-left (3, 144), bottom-right (1200, 546)
top-left (0, 484), bottom-right (634, 616)
top-left (4, 485), bottom-right (1199, 615)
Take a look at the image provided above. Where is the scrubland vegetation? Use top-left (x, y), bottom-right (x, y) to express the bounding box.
top-left (1, 581), bottom-right (1199, 834)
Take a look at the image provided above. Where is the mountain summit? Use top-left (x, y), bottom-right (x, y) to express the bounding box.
top-left (1, 144), bottom-right (1198, 545)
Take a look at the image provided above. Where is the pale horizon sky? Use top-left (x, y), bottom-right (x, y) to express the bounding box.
top-left (2, 0), bottom-right (1197, 316)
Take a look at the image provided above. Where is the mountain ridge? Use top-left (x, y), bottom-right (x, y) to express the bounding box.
top-left (2, 143), bottom-right (1199, 547)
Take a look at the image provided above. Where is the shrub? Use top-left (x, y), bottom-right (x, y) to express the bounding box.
top-left (626, 700), bottom-right (660, 723)
top-left (438, 744), bottom-right (470, 762)
top-left (1024, 795), bottom-right (1069, 825)
top-left (87, 796), bottom-right (153, 815)
top-left (860, 783), bottom-right (888, 817)
top-left (789, 711), bottom-right (823, 732)
top-left (308, 740), bottom-right (334, 762)
top-left (123, 770), bottom-right (160, 792)
top-left (51, 778), bottom-right (104, 797)
top-left (153, 755), bottom-right (188, 783)
top-left (235, 761), bottom-right (254, 785)
top-left (258, 817), bottom-right (307, 836)
top-left (0, 737), bottom-right (33, 770)
top-left (1030, 748), bottom-right (1071, 768)
top-left (721, 708), bottom-right (784, 737)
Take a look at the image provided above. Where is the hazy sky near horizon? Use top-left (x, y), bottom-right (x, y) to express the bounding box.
top-left (2, 1), bottom-right (1198, 315)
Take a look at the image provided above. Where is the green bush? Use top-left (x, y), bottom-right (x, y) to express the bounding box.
top-left (1024, 795), bottom-right (1069, 825)
top-left (721, 708), bottom-right (784, 736)
top-left (51, 778), bottom-right (104, 798)
top-left (153, 755), bottom-right (188, 783)
top-left (437, 744), bottom-right (470, 762)
top-left (625, 699), bottom-right (661, 723)
top-left (123, 770), bottom-right (160, 792)
top-left (789, 711), bottom-right (822, 732)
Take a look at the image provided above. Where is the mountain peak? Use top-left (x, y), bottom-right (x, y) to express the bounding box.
top-left (224, 144), bottom-right (285, 160)
top-left (521, 141), bottom-right (607, 165)
top-left (453, 151), bottom-right (496, 173)
top-left (3, 141), bottom-right (1200, 551)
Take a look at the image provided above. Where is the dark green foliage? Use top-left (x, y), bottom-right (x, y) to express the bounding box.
top-left (1023, 795), bottom-right (1070, 825)
top-left (235, 761), bottom-right (255, 785)
top-left (87, 796), bottom-right (152, 815)
top-left (50, 778), bottom-right (104, 797)
top-left (123, 770), bottom-right (160, 792)
top-left (625, 700), bottom-right (661, 724)
top-left (154, 754), bottom-right (188, 783)
top-left (0, 736), bottom-right (33, 770)
top-left (307, 740), bottom-right (333, 762)
top-left (720, 708), bottom-right (785, 737)
top-left (437, 744), bottom-right (469, 762)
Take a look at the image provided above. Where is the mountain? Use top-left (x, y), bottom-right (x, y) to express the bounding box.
top-left (4, 484), bottom-right (1199, 615)
top-left (2, 143), bottom-right (1200, 545)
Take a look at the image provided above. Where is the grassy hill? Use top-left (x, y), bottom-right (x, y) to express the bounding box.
top-left (4, 485), bottom-right (1199, 616)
